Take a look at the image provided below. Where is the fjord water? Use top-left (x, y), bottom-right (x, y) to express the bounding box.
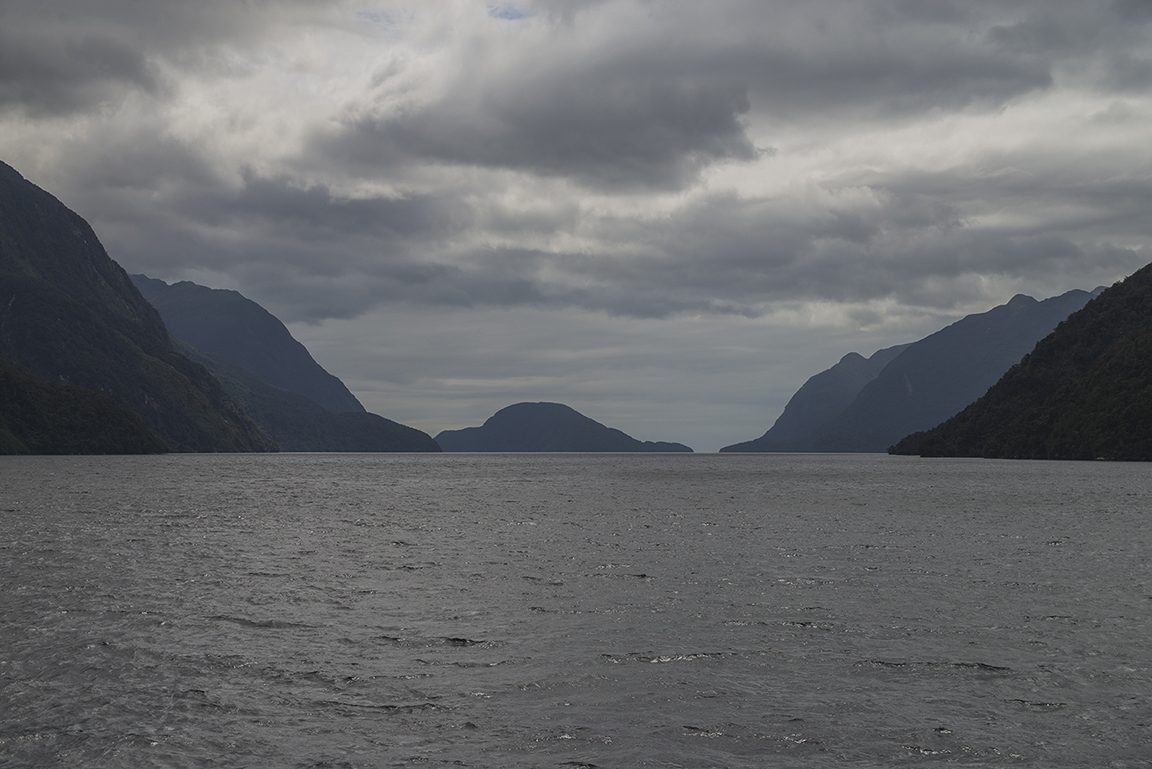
top-left (2, 454), bottom-right (1149, 768)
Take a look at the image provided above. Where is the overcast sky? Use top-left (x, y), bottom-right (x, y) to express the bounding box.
top-left (3, 1), bottom-right (1150, 450)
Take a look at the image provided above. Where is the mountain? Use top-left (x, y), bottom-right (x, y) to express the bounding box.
top-left (435, 402), bottom-right (693, 452)
top-left (0, 364), bottom-right (165, 454)
top-left (803, 290), bottom-right (1098, 452)
top-left (129, 275), bottom-right (439, 452)
top-left (720, 344), bottom-right (909, 452)
top-left (0, 161), bottom-right (276, 453)
top-left (722, 289), bottom-right (1096, 453)
top-left (176, 341), bottom-right (439, 452)
top-left (891, 264), bottom-right (1152, 460)
top-left (131, 275), bottom-right (364, 414)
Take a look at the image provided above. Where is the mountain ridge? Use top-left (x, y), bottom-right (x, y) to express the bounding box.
top-left (721, 289), bottom-right (1097, 453)
top-left (0, 160), bottom-right (276, 453)
top-left (131, 275), bottom-right (365, 414)
top-left (891, 264), bottom-right (1152, 460)
top-left (721, 344), bottom-right (908, 452)
top-left (175, 340), bottom-right (439, 452)
top-left (436, 402), bottom-right (692, 452)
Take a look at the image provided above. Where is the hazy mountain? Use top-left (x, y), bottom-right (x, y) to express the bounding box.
top-left (892, 264), bottom-right (1152, 460)
top-left (723, 289), bottom-right (1097, 454)
top-left (0, 161), bottom-right (276, 453)
top-left (720, 344), bottom-right (909, 452)
top-left (177, 341), bottom-right (439, 452)
top-left (436, 402), bottom-right (693, 452)
top-left (131, 275), bottom-right (364, 414)
top-left (804, 290), bottom-right (1098, 452)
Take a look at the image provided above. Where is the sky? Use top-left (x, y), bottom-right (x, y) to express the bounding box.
top-left (2, 0), bottom-right (1151, 451)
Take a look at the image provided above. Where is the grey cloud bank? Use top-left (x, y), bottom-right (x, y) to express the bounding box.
top-left (1, 0), bottom-right (1149, 449)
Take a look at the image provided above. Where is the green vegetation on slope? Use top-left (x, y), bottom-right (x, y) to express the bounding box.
top-left (0, 364), bottom-right (165, 454)
top-left (891, 264), bottom-right (1152, 460)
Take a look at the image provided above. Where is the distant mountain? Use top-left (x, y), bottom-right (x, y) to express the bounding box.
top-left (177, 341), bottom-right (439, 452)
top-left (131, 275), bottom-right (364, 414)
top-left (804, 290), bottom-right (1098, 452)
top-left (892, 264), bottom-right (1152, 460)
top-left (435, 402), bottom-right (693, 452)
top-left (128, 275), bottom-right (438, 452)
top-left (720, 344), bottom-right (908, 452)
top-left (0, 161), bottom-right (276, 453)
top-left (722, 289), bottom-right (1096, 453)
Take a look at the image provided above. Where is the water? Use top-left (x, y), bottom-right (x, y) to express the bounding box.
top-left (1, 453), bottom-right (1150, 768)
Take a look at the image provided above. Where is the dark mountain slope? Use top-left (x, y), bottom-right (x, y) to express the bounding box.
top-left (892, 264), bottom-right (1152, 460)
top-left (720, 344), bottom-right (908, 452)
top-left (0, 160), bottom-right (275, 452)
top-left (435, 402), bottom-right (692, 452)
top-left (803, 289), bottom-right (1097, 452)
top-left (0, 364), bottom-right (165, 454)
top-left (132, 275), bottom-right (364, 414)
top-left (178, 342), bottom-right (439, 452)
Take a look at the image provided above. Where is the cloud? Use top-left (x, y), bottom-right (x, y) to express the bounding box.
top-left (0, 31), bottom-right (162, 116)
top-left (1, 0), bottom-right (1150, 447)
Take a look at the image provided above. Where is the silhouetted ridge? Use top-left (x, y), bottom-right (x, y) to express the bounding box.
top-left (176, 341), bottom-right (439, 452)
top-left (0, 160), bottom-right (276, 453)
top-left (891, 263), bottom-right (1152, 460)
top-left (721, 344), bottom-right (908, 452)
top-left (435, 402), bottom-right (692, 452)
top-left (803, 289), bottom-right (1096, 452)
top-left (722, 289), bottom-right (1095, 453)
top-left (132, 275), bottom-right (364, 414)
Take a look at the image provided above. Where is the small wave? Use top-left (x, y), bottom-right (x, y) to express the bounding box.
top-left (209, 615), bottom-right (315, 630)
top-left (445, 636), bottom-right (481, 647)
top-left (858, 659), bottom-right (1012, 674)
top-left (601, 652), bottom-right (728, 665)
top-left (781, 620), bottom-right (835, 631)
top-left (317, 697), bottom-right (439, 713)
top-left (1007, 698), bottom-right (1066, 711)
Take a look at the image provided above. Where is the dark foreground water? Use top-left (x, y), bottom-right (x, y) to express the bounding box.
top-left (1, 453), bottom-right (1150, 768)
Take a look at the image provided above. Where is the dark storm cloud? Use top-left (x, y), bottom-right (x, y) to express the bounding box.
top-left (317, 1), bottom-right (1074, 191)
top-left (3, 0), bottom-right (1150, 324)
top-left (328, 69), bottom-right (759, 190)
top-left (80, 166), bottom-right (474, 321)
top-left (0, 33), bottom-right (162, 116)
top-left (0, 0), bottom-right (334, 115)
top-left (222, 173), bottom-right (454, 242)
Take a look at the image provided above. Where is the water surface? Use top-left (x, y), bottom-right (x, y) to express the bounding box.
top-left (2, 453), bottom-right (1149, 767)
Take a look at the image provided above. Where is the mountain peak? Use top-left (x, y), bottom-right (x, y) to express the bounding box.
top-left (892, 264), bottom-right (1152, 460)
top-left (437, 402), bottom-right (692, 452)
top-left (132, 274), bottom-right (365, 414)
top-left (0, 162), bottom-right (276, 452)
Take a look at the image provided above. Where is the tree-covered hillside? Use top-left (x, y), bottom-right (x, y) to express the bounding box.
top-left (891, 263), bottom-right (1152, 460)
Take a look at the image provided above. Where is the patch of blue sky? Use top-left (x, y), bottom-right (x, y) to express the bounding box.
top-left (488, 4), bottom-right (532, 20)
top-left (356, 10), bottom-right (391, 25)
